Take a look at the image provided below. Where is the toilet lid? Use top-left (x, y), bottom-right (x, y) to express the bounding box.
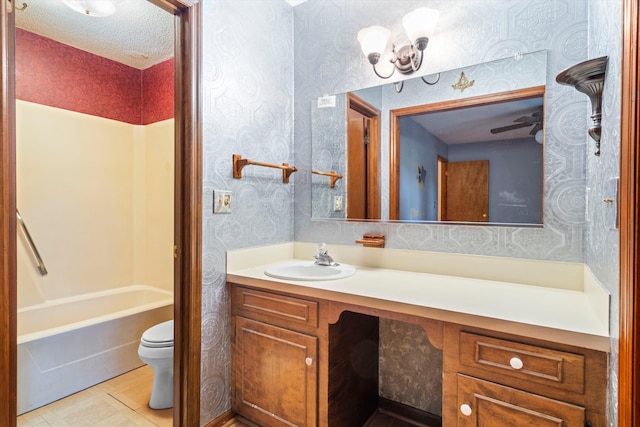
top-left (141, 320), bottom-right (174, 348)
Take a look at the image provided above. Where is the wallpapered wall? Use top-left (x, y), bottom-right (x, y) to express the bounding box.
top-left (200, 1), bottom-right (294, 423)
top-left (16, 28), bottom-right (173, 125)
top-left (294, 0), bottom-right (591, 261)
top-left (587, 1), bottom-right (621, 424)
top-left (198, 0), bottom-right (621, 424)
top-left (291, 0), bottom-right (619, 423)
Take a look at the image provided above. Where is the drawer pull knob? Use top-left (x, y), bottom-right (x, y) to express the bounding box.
top-left (460, 403), bottom-right (472, 416)
top-left (305, 357), bottom-right (313, 366)
top-left (510, 357), bottom-right (524, 370)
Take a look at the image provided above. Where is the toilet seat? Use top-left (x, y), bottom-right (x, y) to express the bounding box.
top-left (141, 320), bottom-right (174, 348)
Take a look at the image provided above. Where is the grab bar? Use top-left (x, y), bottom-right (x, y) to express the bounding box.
top-left (16, 210), bottom-right (48, 275)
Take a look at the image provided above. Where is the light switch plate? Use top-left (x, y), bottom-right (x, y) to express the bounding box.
top-left (333, 196), bottom-right (343, 212)
top-left (213, 189), bottom-right (231, 214)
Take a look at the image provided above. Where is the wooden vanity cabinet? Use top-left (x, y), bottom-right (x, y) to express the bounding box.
top-left (443, 324), bottom-right (608, 427)
top-left (229, 282), bottom-right (608, 427)
top-left (231, 285), bottom-right (321, 427)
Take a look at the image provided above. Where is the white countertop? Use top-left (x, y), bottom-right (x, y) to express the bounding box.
top-left (227, 242), bottom-right (610, 352)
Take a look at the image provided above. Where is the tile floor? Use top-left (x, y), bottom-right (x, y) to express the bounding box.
top-left (17, 365), bottom-right (172, 427)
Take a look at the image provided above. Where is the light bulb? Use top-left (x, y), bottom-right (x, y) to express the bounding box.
top-left (357, 25), bottom-right (391, 59)
top-left (402, 7), bottom-right (439, 49)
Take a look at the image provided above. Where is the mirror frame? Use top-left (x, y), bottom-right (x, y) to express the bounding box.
top-left (389, 85), bottom-right (546, 221)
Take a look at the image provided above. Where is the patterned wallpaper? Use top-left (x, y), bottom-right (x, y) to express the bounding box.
top-left (292, 0), bottom-right (619, 422)
top-left (196, 0), bottom-right (622, 424)
top-left (16, 29), bottom-right (173, 125)
top-left (587, 0), bottom-right (622, 424)
top-left (200, 1), bottom-right (294, 422)
top-left (379, 319), bottom-right (442, 415)
top-left (311, 93), bottom-right (347, 219)
top-left (294, 0), bottom-right (589, 262)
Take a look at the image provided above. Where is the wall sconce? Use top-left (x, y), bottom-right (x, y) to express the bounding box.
top-left (556, 56), bottom-right (608, 156)
top-left (357, 7), bottom-right (439, 80)
top-left (63, 0), bottom-right (117, 17)
top-left (417, 165), bottom-right (426, 183)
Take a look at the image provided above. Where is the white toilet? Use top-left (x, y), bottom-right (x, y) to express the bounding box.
top-left (138, 319), bottom-right (174, 409)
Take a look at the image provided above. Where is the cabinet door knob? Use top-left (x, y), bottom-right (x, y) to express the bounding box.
top-left (460, 403), bottom-right (472, 416)
top-left (305, 357), bottom-right (313, 366)
top-left (510, 357), bottom-right (524, 370)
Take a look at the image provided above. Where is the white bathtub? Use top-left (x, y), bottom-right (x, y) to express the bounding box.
top-left (17, 285), bottom-right (173, 415)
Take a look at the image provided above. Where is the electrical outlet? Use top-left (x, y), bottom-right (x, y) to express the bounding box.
top-left (213, 190), bottom-right (231, 214)
top-left (333, 196), bottom-right (343, 212)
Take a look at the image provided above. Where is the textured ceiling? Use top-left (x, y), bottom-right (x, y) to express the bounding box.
top-left (16, 0), bottom-right (304, 70)
top-left (16, 0), bottom-right (175, 69)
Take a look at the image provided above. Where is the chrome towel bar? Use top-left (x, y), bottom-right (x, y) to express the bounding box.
top-left (16, 210), bottom-right (48, 276)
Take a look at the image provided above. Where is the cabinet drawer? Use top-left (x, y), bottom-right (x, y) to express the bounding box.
top-left (232, 286), bottom-right (318, 330)
top-left (456, 374), bottom-right (585, 427)
top-left (459, 331), bottom-right (585, 394)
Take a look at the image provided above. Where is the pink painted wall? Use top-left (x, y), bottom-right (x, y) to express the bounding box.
top-left (16, 29), bottom-right (173, 125)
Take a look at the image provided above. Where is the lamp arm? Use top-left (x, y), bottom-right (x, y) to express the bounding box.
top-left (372, 62), bottom-right (395, 79)
top-left (421, 72), bottom-right (440, 85)
top-left (410, 46), bottom-right (423, 72)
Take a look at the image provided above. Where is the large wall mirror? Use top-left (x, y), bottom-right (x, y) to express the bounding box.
top-left (311, 50), bottom-right (547, 226)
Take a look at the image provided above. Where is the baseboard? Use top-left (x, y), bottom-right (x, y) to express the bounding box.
top-left (203, 401), bottom-right (441, 427)
top-left (201, 409), bottom-right (235, 427)
top-left (378, 397), bottom-right (442, 427)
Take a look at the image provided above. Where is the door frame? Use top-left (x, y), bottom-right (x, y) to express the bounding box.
top-left (619, 0), bottom-right (639, 425)
top-left (389, 85), bottom-right (545, 220)
top-left (0, 1), bottom-right (202, 426)
top-left (347, 92), bottom-right (381, 220)
top-left (436, 155), bottom-right (448, 221)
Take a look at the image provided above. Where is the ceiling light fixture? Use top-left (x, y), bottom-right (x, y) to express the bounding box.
top-left (357, 7), bottom-right (439, 81)
top-left (63, 0), bottom-right (117, 17)
top-left (534, 129), bottom-right (543, 144)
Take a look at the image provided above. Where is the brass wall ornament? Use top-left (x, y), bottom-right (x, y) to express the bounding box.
top-left (452, 71), bottom-right (474, 92)
top-left (556, 56), bottom-right (608, 156)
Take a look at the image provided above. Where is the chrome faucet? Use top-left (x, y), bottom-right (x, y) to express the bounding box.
top-left (313, 243), bottom-right (338, 266)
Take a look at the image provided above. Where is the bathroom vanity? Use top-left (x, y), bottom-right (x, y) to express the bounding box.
top-left (227, 243), bottom-right (609, 427)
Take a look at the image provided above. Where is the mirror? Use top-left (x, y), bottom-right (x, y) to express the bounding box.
top-left (311, 50), bottom-right (547, 225)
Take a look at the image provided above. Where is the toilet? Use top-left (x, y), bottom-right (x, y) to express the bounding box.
top-left (138, 319), bottom-right (174, 409)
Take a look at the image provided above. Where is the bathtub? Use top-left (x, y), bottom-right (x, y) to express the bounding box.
top-left (17, 285), bottom-right (173, 415)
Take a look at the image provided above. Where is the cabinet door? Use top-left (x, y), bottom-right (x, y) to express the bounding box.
top-left (233, 317), bottom-right (318, 427)
top-left (457, 374), bottom-right (585, 427)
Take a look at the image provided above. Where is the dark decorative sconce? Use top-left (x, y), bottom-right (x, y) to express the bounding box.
top-left (357, 7), bottom-right (439, 83)
top-left (416, 165), bottom-right (426, 183)
top-left (556, 56), bottom-right (608, 156)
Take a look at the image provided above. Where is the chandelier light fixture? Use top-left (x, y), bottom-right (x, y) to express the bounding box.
top-left (357, 7), bottom-right (439, 80)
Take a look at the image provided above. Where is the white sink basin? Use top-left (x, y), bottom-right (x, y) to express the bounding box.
top-left (264, 261), bottom-right (356, 281)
